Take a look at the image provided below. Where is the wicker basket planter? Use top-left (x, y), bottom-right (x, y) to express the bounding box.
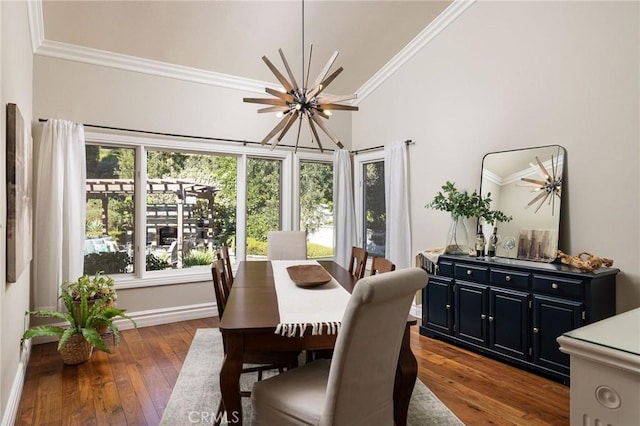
top-left (59, 334), bottom-right (94, 365)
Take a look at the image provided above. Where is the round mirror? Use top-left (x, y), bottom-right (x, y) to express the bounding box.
top-left (480, 145), bottom-right (565, 262)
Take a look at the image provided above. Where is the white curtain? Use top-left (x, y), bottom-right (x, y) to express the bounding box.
top-left (384, 141), bottom-right (412, 269)
top-left (33, 120), bottom-right (86, 310)
top-left (333, 149), bottom-right (357, 269)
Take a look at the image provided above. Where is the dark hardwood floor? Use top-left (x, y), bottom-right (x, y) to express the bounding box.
top-left (16, 318), bottom-right (569, 425)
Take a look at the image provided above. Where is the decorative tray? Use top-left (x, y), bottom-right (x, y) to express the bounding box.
top-left (286, 265), bottom-right (332, 288)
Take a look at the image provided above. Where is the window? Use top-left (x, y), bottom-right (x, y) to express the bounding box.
top-left (246, 157), bottom-right (281, 259)
top-left (362, 160), bottom-right (386, 257)
top-left (145, 150), bottom-right (237, 271)
top-left (84, 132), bottom-right (332, 286)
top-left (299, 161), bottom-right (334, 259)
top-left (85, 145), bottom-right (136, 275)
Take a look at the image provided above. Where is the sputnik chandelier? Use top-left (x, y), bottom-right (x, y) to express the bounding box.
top-left (521, 155), bottom-right (562, 215)
top-left (243, 0), bottom-right (358, 152)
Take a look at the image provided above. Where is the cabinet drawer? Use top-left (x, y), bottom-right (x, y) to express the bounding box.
top-left (455, 263), bottom-right (489, 283)
top-left (437, 260), bottom-right (454, 277)
top-left (490, 268), bottom-right (530, 291)
top-left (533, 275), bottom-right (583, 300)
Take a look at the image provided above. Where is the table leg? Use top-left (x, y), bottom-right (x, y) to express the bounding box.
top-left (220, 333), bottom-right (244, 425)
top-left (394, 325), bottom-right (418, 426)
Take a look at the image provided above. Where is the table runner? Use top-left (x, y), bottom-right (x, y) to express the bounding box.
top-left (271, 260), bottom-right (351, 337)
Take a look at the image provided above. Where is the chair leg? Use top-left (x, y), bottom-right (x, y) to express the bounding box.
top-left (214, 400), bottom-right (224, 426)
top-left (258, 370), bottom-right (263, 381)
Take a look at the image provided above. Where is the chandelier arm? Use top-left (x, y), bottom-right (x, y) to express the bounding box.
top-left (305, 44), bottom-right (313, 90)
top-left (294, 117), bottom-right (303, 154)
top-left (305, 113), bottom-right (324, 153)
top-left (321, 104), bottom-right (359, 111)
top-left (244, 98), bottom-right (288, 106)
top-left (306, 84), bottom-right (323, 100)
top-left (278, 49), bottom-right (300, 92)
top-left (534, 193), bottom-right (550, 214)
top-left (521, 177), bottom-right (546, 186)
top-left (276, 113), bottom-right (298, 143)
top-left (310, 51), bottom-right (339, 90)
top-left (535, 156), bottom-right (551, 181)
top-left (318, 67), bottom-right (343, 91)
top-left (265, 87), bottom-right (295, 103)
top-left (309, 113), bottom-right (344, 149)
top-left (262, 56), bottom-right (294, 92)
top-left (257, 106), bottom-right (290, 114)
top-left (260, 114), bottom-right (293, 145)
top-left (316, 94), bottom-right (357, 104)
top-left (526, 190), bottom-right (549, 208)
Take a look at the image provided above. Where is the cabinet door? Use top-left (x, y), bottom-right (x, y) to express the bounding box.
top-left (532, 295), bottom-right (583, 374)
top-left (423, 276), bottom-right (453, 334)
top-left (489, 288), bottom-right (530, 360)
top-left (455, 281), bottom-right (488, 346)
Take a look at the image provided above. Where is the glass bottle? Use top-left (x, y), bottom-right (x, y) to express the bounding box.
top-left (475, 231), bottom-right (485, 257)
top-left (487, 227), bottom-right (499, 257)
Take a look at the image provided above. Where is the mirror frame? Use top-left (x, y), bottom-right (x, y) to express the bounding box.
top-left (480, 145), bottom-right (565, 262)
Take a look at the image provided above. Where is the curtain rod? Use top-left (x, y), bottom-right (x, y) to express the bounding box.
top-left (38, 119), bottom-right (413, 154)
top-left (351, 139), bottom-right (414, 155)
top-left (38, 119), bottom-right (333, 153)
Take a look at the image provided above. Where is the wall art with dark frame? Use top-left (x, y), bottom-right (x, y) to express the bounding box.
top-left (6, 103), bottom-right (33, 283)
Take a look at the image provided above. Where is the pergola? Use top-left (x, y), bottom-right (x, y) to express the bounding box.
top-left (86, 178), bottom-right (220, 250)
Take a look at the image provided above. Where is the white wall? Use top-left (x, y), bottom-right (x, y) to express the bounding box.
top-left (1, 0), bottom-right (33, 422)
top-left (352, 1), bottom-right (640, 312)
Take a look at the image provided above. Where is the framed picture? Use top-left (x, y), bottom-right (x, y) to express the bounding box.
top-left (7, 103), bottom-right (33, 283)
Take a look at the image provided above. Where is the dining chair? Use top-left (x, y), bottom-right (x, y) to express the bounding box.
top-left (370, 256), bottom-right (396, 275)
top-left (210, 260), bottom-right (299, 425)
top-left (216, 245), bottom-right (234, 286)
top-left (266, 230), bottom-right (307, 260)
top-left (251, 267), bottom-right (428, 426)
top-left (348, 246), bottom-right (368, 280)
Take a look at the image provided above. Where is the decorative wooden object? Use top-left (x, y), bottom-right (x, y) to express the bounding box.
top-left (557, 251), bottom-right (614, 272)
top-left (286, 264), bottom-right (332, 287)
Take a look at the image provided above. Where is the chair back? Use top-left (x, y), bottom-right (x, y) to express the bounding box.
top-left (320, 268), bottom-right (427, 426)
top-left (211, 259), bottom-right (229, 319)
top-left (348, 246), bottom-right (368, 280)
top-left (370, 256), bottom-right (396, 275)
top-left (266, 231), bottom-right (307, 260)
top-left (216, 245), bottom-right (234, 286)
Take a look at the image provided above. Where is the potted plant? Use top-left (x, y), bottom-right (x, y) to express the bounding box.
top-left (63, 272), bottom-right (118, 334)
top-left (22, 283), bottom-right (136, 365)
top-left (426, 181), bottom-right (511, 254)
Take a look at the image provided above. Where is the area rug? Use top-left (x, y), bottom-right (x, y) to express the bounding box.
top-left (160, 328), bottom-right (464, 425)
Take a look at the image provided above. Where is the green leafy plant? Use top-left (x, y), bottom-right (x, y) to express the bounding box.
top-left (146, 253), bottom-right (170, 271)
top-left (426, 181), bottom-right (513, 224)
top-left (22, 284), bottom-right (136, 355)
top-left (64, 272), bottom-right (118, 304)
top-left (182, 249), bottom-right (214, 267)
top-left (84, 252), bottom-right (131, 275)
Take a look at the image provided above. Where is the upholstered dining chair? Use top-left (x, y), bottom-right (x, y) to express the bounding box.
top-left (370, 256), bottom-right (396, 275)
top-left (348, 246), bottom-right (368, 280)
top-left (216, 245), bottom-right (234, 286)
top-left (266, 230), bottom-right (307, 260)
top-left (251, 268), bottom-right (428, 426)
top-left (210, 260), bottom-right (299, 425)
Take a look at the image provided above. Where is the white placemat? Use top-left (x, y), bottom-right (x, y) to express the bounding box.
top-left (271, 260), bottom-right (351, 337)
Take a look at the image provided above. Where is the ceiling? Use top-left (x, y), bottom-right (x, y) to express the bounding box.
top-left (41, 1), bottom-right (452, 95)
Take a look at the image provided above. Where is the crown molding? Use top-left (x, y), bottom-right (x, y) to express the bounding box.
top-left (354, 0), bottom-right (476, 104)
top-left (28, 0), bottom-right (475, 99)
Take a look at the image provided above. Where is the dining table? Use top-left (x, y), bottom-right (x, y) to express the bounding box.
top-left (218, 260), bottom-right (419, 425)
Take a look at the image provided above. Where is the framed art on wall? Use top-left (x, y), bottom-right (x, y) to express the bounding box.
top-left (7, 103), bottom-right (33, 283)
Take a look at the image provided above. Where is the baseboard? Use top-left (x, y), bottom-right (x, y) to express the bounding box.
top-left (2, 339), bottom-right (31, 426)
top-left (113, 302), bottom-right (216, 330)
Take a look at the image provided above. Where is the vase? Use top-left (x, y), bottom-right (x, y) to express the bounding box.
top-left (445, 216), bottom-right (469, 255)
top-left (59, 334), bottom-right (94, 365)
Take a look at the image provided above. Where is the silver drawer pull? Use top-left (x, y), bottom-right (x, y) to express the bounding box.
top-left (533, 327), bottom-right (539, 333)
top-left (552, 283), bottom-right (558, 289)
top-left (505, 275), bottom-right (511, 282)
top-left (445, 304), bottom-right (451, 310)
top-left (489, 316), bottom-right (494, 322)
top-left (481, 314), bottom-right (486, 320)
top-left (467, 270), bottom-right (473, 276)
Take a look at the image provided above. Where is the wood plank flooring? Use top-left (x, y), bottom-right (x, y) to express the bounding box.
top-left (16, 318), bottom-right (569, 425)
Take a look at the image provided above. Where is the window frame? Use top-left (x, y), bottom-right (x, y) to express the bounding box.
top-left (354, 151), bottom-right (386, 258)
top-left (84, 131), bottom-right (333, 289)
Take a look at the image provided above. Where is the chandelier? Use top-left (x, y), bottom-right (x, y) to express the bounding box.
top-left (521, 155), bottom-right (562, 215)
top-left (243, 1), bottom-right (358, 152)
